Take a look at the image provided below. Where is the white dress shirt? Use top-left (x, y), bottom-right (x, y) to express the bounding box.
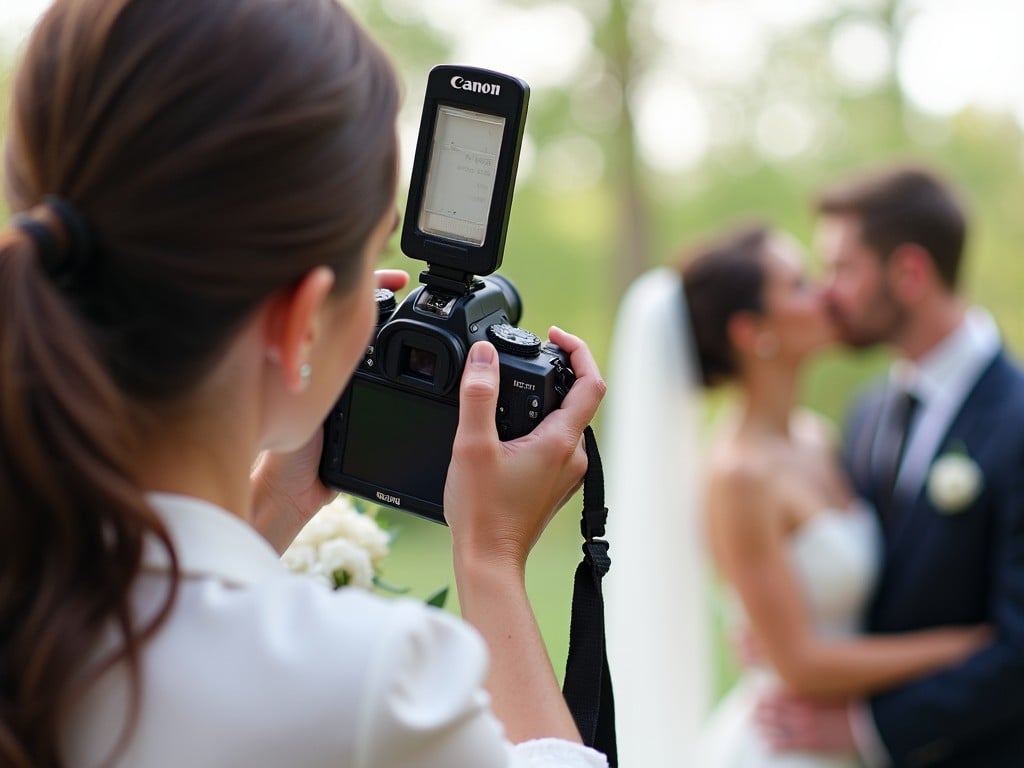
top-left (61, 493), bottom-right (607, 768)
top-left (887, 307), bottom-right (1000, 499)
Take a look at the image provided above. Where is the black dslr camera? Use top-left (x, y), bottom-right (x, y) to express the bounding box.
top-left (319, 65), bottom-right (575, 524)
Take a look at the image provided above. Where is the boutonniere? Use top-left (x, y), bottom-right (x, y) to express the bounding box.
top-left (926, 447), bottom-right (984, 514)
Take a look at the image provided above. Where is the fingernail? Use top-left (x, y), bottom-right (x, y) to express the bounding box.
top-left (468, 342), bottom-right (494, 368)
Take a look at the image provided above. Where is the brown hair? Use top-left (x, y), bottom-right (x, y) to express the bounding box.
top-left (679, 224), bottom-right (770, 388)
top-left (815, 164), bottom-right (967, 289)
top-left (0, 0), bottom-right (399, 764)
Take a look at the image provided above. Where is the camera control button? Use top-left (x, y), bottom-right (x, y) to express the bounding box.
top-left (374, 288), bottom-right (396, 322)
top-left (496, 399), bottom-right (510, 419)
top-left (486, 323), bottom-right (542, 357)
top-left (527, 395), bottom-right (542, 420)
top-left (552, 359), bottom-right (576, 397)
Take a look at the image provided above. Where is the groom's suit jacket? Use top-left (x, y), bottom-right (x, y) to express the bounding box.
top-left (843, 348), bottom-right (1024, 767)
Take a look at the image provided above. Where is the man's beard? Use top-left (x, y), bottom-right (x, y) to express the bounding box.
top-left (831, 286), bottom-right (908, 349)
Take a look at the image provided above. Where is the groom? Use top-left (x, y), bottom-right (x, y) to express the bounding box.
top-left (758, 164), bottom-right (1024, 766)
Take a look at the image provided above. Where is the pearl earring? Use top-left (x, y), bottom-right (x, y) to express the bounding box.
top-left (299, 362), bottom-right (313, 389)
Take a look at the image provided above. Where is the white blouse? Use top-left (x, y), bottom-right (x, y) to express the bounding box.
top-left (62, 493), bottom-right (607, 768)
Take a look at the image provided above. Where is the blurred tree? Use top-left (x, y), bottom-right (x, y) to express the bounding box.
top-left (595, 0), bottom-right (650, 290)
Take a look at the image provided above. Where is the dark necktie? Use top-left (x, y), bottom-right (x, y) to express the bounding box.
top-left (881, 389), bottom-right (921, 516)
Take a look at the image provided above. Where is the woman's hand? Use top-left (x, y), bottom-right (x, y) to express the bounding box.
top-left (372, 269), bottom-right (409, 294)
top-left (444, 326), bottom-right (606, 572)
top-left (251, 269), bottom-right (409, 551)
top-left (443, 325), bottom-right (606, 744)
top-left (251, 433), bottom-right (336, 553)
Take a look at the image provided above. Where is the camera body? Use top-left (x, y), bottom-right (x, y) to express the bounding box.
top-left (319, 65), bottom-right (574, 524)
top-left (320, 280), bottom-right (574, 523)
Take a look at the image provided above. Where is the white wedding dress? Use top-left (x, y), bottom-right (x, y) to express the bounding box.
top-left (698, 503), bottom-right (882, 768)
top-left (604, 268), bottom-right (883, 767)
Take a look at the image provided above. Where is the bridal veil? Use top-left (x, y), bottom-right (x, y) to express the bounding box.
top-left (604, 267), bottom-right (714, 765)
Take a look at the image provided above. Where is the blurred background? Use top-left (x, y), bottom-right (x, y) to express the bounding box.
top-left (3, 0), bottom-right (1023, 698)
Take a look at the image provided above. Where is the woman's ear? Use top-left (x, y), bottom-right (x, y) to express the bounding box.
top-left (263, 266), bottom-right (336, 392)
top-left (727, 311), bottom-right (759, 357)
top-left (728, 311), bottom-right (779, 362)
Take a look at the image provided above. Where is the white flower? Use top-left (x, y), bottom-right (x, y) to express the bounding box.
top-left (280, 542), bottom-right (317, 573)
top-left (316, 537), bottom-right (375, 589)
top-left (926, 452), bottom-right (983, 514)
top-left (282, 495), bottom-right (391, 589)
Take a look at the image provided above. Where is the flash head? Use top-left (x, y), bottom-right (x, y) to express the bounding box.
top-left (318, 65), bottom-right (573, 524)
top-left (401, 65), bottom-right (529, 279)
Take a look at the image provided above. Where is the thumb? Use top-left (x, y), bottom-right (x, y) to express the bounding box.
top-left (457, 341), bottom-right (499, 440)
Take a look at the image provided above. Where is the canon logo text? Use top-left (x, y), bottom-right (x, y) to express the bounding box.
top-left (450, 76), bottom-right (501, 96)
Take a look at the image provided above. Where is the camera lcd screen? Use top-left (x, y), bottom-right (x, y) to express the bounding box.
top-left (418, 105), bottom-right (506, 247)
top-left (341, 379), bottom-right (456, 506)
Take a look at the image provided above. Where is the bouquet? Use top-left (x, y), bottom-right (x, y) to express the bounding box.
top-left (281, 495), bottom-right (448, 607)
top-left (281, 495), bottom-right (392, 590)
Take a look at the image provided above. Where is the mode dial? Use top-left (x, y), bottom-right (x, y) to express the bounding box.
top-left (486, 323), bottom-right (543, 357)
top-left (374, 288), bottom-right (396, 322)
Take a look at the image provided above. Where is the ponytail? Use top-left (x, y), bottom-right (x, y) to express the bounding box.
top-left (0, 226), bottom-right (177, 767)
top-left (0, 0), bottom-right (400, 761)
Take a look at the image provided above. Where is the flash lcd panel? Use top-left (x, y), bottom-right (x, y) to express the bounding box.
top-left (400, 65), bottom-right (528, 276)
top-left (418, 106), bottom-right (506, 247)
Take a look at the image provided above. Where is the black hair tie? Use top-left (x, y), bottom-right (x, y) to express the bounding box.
top-left (11, 195), bottom-right (95, 285)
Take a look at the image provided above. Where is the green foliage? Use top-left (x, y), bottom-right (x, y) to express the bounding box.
top-left (425, 586), bottom-right (449, 609)
top-left (371, 574), bottom-right (412, 595)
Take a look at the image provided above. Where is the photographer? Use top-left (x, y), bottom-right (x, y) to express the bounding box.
top-left (0, 1), bottom-right (606, 766)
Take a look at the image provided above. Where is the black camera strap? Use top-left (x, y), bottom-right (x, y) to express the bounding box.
top-left (562, 425), bottom-right (617, 766)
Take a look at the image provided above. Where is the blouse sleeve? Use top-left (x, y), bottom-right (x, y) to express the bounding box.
top-left (509, 738), bottom-right (609, 767)
top-left (355, 598), bottom-right (608, 768)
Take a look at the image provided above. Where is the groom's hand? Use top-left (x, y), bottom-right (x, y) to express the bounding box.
top-left (756, 691), bottom-right (856, 753)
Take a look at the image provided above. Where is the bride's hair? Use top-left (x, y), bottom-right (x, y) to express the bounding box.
top-left (677, 224), bottom-right (770, 388)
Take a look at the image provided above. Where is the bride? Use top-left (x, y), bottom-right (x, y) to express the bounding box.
top-left (603, 223), bottom-right (989, 767)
